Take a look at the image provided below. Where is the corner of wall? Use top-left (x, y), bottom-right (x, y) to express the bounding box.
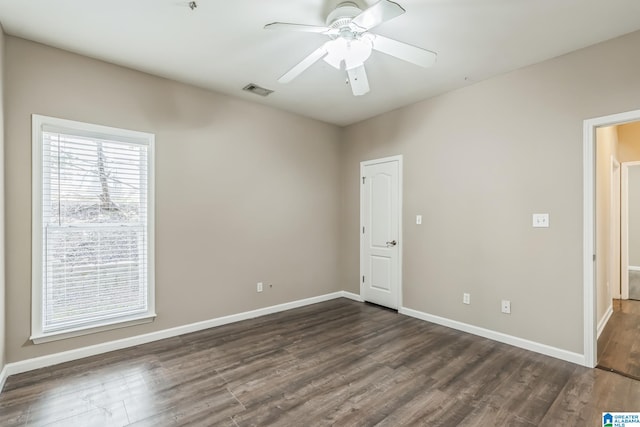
top-left (337, 125), bottom-right (357, 294)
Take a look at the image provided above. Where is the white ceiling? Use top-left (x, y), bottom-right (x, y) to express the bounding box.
top-left (1, 0), bottom-right (640, 126)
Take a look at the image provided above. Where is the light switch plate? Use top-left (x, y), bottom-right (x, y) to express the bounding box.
top-left (463, 293), bottom-right (470, 305)
top-left (501, 300), bottom-right (511, 314)
top-left (532, 213), bottom-right (549, 228)
top-left (416, 215), bottom-right (422, 225)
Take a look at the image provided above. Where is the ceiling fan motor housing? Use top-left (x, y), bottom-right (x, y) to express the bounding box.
top-left (326, 2), bottom-right (362, 28)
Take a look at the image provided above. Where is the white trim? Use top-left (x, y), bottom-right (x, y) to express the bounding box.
top-left (31, 116), bottom-right (43, 340)
top-left (597, 303), bottom-right (614, 339)
top-left (341, 291), bottom-right (364, 302)
top-left (2, 290), bottom-right (599, 391)
top-left (628, 266), bottom-right (640, 271)
top-left (399, 307), bottom-right (585, 366)
top-left (31, 114), bottom-right (156, 343)
top-left (583, 109), bottom-right (640, 368)
top-left (622, 162), bottom-right (628, 299)
top-left (147, 131), bottom-right (156, 322)
top-left (30, 314), bottom-right (156, 344)
top-left (583, 117), bottom-right (595, 368)
top-left (3, 292), bottom-right (347, 378)
top-left (0, 365), bottom-right (8, 393)
top-left (359, 155), bottom-right (403, 309)
top-left (398, 157), bottom-right (403, 309)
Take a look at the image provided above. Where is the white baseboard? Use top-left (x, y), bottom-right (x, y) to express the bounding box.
top-left (4, 291), bottom-right (348, 379)
top-left (399, 307), bottom-right (586, 366)
top-left (0, 364), bottom-right (8, 393)
top-left (341, 291), bottom-right (364, 302)
top-left (597, 303), bottom-right (614, 339)
top-left (2, 292), bottom-right (590, 390)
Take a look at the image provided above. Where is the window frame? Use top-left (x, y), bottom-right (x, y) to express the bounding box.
top-left (31, 114), bottom-right (156, 344)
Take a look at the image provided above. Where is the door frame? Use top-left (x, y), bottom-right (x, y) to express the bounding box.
top-left (583, 109), bottom-right (640, 368)
top-left (360, 155), bottom-right (403, 308)
top-left (621, 161), bottom-right (640, 299)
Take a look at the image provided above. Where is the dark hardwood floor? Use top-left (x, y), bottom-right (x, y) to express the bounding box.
top-left (2, 298), bottom-right (639, 426)
top-left (597, 299), bottom-right (640, 380)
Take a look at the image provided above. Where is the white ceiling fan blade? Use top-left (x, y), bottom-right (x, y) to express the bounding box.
top-left (264, 22), bottom-right (336, 35)
top-left (372, 35), bottom-right (437, 68)
top-left (278, 46), bottom-right (328, 84)
top-left (347, 64), bottom-right (370, 96)
top-left (351, 0), bottom-right (405, 31)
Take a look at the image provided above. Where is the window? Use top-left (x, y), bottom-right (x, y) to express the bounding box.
top-left (31, 115), bottom-right (155, 343)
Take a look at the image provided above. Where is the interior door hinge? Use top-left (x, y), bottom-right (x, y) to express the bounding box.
top-left (362, 275), bottom-right (365, 283)
top-left (362, 226), bottom-right (365, 234)
top-left (362, 176), bottom-right (365, 184)
top-left (593, 254), bottom-right (596, 261)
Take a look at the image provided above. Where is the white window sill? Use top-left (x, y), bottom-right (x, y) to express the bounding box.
top-left (30, 313), bottom-right (157, 344)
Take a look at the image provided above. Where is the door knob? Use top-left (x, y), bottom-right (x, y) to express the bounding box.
top-left (386, 240), bottom-right (397, 247)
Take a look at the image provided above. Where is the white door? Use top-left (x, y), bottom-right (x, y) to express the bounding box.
top-left (360, 156), bottom-right (402, 309)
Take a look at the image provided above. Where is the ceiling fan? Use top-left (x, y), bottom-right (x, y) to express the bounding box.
top-left (265, 0), bottom-right (437, 96)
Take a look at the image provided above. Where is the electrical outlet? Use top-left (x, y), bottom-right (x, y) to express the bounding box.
top-left (501, 300), bottom-right (511, 314)
top-left (463, 293), bottom-right (471, 305)
top-left (532, 213), bottom-right (549, 228)
top-left (416, 215), bottom-right (422, 225)
top-left (257, 282), bottom-right (263, 293)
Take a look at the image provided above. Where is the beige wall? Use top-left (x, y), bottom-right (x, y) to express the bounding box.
top-left (341, 30), bottom-right (640, 354)
top-left (595, 126), bottom-right (618, 322)
top-left (0, 26), bottom-right (5, 373)
top-left (5, 37), bottom-right (342, 363)
top-left (6, 28), bottom-right (640, 365)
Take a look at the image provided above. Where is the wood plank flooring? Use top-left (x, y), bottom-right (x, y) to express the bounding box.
top-left (597, 299), bottom-right (640, 380)
top-left (1, 298), bottom-right (639, 426)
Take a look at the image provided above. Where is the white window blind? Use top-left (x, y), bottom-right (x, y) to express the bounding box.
top-left (32, 115), bottom-right (155, 342)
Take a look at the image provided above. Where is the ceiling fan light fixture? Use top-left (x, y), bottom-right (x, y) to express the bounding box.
top-left (265, 0), bottom-right (437, 96)
top-left (323, 37), bottom-right (372, 70)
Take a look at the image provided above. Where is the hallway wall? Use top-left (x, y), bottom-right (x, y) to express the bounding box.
top-left (596, 126), bottom-right (618, 324)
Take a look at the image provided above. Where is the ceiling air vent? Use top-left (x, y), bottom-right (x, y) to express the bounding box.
top-left (242, 83), bottom-right (274, 97)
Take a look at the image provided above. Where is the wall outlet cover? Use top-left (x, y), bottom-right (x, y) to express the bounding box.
top-left (532, 213), bottom-right (549, 228)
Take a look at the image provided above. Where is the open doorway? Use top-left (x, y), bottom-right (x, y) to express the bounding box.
top-left (584, 109), bottom-right (640, 369)
top-left (592, 119), bottom-right (640, 379)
